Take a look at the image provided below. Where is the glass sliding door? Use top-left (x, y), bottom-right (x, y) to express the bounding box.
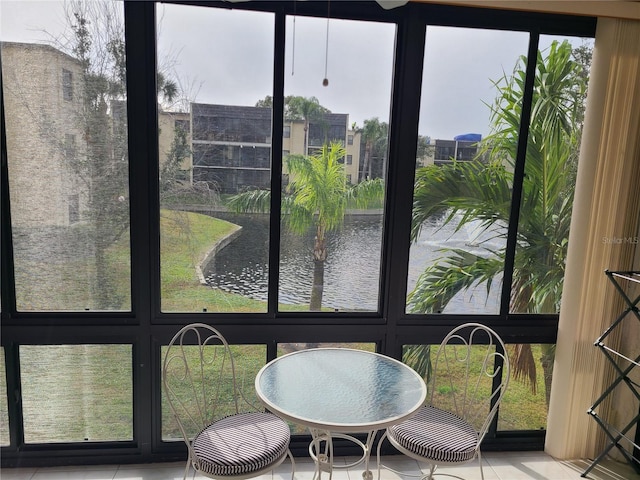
top-left (510, 34), bottom-right (593, 315)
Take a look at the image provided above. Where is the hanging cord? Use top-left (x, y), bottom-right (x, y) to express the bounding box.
top-left (292, 0), bottom-right (296, 76)
top-left (323, 0), bottom-right (330, 86)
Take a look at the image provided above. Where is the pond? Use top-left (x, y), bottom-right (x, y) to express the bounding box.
top-left (204, 212), bottom-right (502, 313)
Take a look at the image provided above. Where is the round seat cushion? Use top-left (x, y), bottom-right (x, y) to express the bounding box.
top-left (192, 411), bottom-right (290, 476)
top-left (388, 405), bottom-right (478, 464)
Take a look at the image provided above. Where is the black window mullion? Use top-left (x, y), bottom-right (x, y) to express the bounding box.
top-left (3, 343), bottom-right (24, 451)
top-left (268, 7), bottom-right (286, 317)
top-left (124, 0), bottom-right (158, 456)
top-left (383, 7), bottom-right (426, 358)
top-left (0, 57), bottom-right (17, 317)
top-left (499, 32), bottom-right (540, 316)
top-left (124, 0), bottom-right (159, 324)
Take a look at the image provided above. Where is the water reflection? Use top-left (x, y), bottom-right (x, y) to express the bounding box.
top-left (205, 213), bottom-right (383, 311)
top-left (204, 212), bottom-right (501, 312)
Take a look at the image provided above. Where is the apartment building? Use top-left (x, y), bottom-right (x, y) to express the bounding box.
top-left (3, 42), bottom-right (360, 208)
top-left (187, 103), bottom-right (361, 193)
top-left (158, 109), bottom-right (192, 182)
top-left (1, 42), bottom-right (85, 228)
top-left (433, 139), bottom-right (479, 164)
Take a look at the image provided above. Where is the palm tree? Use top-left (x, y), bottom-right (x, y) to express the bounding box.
top-left (405, 40), bottom-right (587, 405)
top-left (358, 118), bottom-right (388, 182)
top-left (286, 96), bottom-right (330, 154)
top-left (157, 71), bottom-right (178, 106)
top-left (228, 142), bottom-right (384, 311)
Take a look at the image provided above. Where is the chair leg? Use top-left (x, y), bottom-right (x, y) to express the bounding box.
top-left (182, 459), bottom-right (190, 480)
top-left (289, 450), bottom-right (297, 480)
top-left (426, 464), bottom-right (436, 480)
top-left (478, 451), bottom-right (485, 480)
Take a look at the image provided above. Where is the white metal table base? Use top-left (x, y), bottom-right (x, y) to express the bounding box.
top-left (308, 429), bottom-right (376, 480)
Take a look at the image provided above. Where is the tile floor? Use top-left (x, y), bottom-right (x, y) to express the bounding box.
top-left (1, 452), bottom-right (638, 480)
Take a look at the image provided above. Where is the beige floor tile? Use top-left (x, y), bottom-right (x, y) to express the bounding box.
top-left (272, 456), bottom-right (298, 480)
top-left (113, 463), bottom-right (187, 480)
top-left (485, 452), bottom-right (576, 480)
top-left (30, 464), bottom-right (117, 480)
top-left (340, 454), bottom-right (375, 479)
top-left (419, 458), bottom-right (500, 480)
top-left (559, 458), bottom-right (640, 480)
top-left (274, 455), bottom-right (350, 480)
top-left (2, 453), bottom-right (638, 480)
top-left (375, 454), bottom-right (423, 480)
top-left (0, 467), bottom-right (37, 480)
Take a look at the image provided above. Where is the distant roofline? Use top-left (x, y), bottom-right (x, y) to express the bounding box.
top-left (190, 101), bottom-right (349, 117)
top-left (1, 41), bottom-right (80, 65)
top-left (159, 109), bottom-right (190, 116)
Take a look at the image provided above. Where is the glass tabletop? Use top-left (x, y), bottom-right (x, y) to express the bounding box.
top-left (255, 348), bottom-right (427, 432)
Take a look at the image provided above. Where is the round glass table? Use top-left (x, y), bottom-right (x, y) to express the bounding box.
top-left (255, 348), bottom-right (427, 480)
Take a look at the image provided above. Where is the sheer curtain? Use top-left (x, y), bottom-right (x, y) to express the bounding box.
top-left (546, 17), bottom-right (640, 460)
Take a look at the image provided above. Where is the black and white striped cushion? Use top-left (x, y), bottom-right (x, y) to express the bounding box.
top-left (192, 411), bottom-right (290, 477)
top-left (388, 405), bottom-right (478, 464)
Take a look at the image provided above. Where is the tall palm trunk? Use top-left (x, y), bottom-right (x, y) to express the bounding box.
top-left (310, 260), bottom-right (325, 311)
top-left (310, 226), bottom-right (327, 311)
top-left (361, 143), bottom-right (372, 182)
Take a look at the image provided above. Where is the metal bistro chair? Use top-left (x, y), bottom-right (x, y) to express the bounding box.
top-left (163, 323), bottom-right (295, 480)
top-left (377, 323), bottom-right (510, 480)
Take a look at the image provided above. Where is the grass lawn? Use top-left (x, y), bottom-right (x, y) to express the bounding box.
top-left (159, 209), bottom-right (267, 312)
top-left (404, 343), bottom-right (549, 432)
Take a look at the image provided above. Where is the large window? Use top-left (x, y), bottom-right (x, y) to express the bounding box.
top-left (1, 0), bottom-right (596, 467)
top-left (2, 1), bottom-right (131, 312)
top-left (20, 345), bottom-right (133, 443)
top-left (407, 26), bottom-right (528, 315)
top-left (404, 28), bottom-right (592, 434)
top-left (278, 15), bottom-right (394, 312)
top-left (157, 5), bottom-right (275, 313)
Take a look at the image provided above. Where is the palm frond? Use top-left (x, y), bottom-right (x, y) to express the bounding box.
top-left (348, 177), bottom-right (385, 208)
top-left (403, 344), bottom-right (432, 380)
top-left (226, 189), bottom-right (271, 214)
top-left (408, 249), bottom-right (503, 314)
top-left (510, 344), bottom-right (537, 395)
top-left (411, 160), bottom-right (512, 242)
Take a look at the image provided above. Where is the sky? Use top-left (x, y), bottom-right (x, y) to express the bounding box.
top-left (1, 0), bottom-right (592, 140)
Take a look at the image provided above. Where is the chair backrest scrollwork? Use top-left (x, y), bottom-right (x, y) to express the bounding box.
top-left (429, 322), bottom-right (510, 445)
top-left (162, 323), bottom-right (240, 446)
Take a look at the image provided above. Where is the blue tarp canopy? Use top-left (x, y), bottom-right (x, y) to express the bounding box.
top-left (454, 133), bottom-right (482, 142)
